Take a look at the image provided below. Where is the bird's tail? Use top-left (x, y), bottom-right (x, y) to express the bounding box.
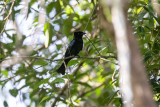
top-left (56, 63), bottom-right (65, 75)
top-left (56, 58), bottom-right (72, 75)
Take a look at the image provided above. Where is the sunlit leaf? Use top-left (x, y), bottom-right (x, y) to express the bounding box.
top-left (40, 96), bottom-right (50, 103)
top-left (1, 70), bottom-right (8, 77)
top-left (45, 29), bottom-right (49, 48)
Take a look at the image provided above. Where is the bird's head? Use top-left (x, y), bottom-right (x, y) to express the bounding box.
top-left (74, 31), bottom-right (86, 38)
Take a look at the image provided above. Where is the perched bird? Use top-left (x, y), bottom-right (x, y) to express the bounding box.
top-left (56, 31), bottom-right (86, 75)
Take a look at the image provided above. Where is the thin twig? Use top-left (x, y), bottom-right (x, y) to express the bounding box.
top-left (51, 62), bottom-right (84, 107)
top-left (0, 0), bottom-right (16, 35)
top-left (112, 70), bottom-right (120, 96)
top-left (0, 55), bottom-right (116, 63)
top-left (83, 4), bottom-right (101, 56)
top-left (62, 58), bottom-right (74, 105)
top-left (0, 75), bottom-right (17, 82)
top-left (67, 73), bottom-right (74, 105)
top-left (77, 80), bottom-right (116, 98)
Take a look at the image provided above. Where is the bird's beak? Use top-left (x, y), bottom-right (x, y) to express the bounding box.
top-left (83, 32), bottom-right (86, 35)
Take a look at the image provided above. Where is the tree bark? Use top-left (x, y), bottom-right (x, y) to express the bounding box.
top-left (100, 0), bottom-right (157, 106)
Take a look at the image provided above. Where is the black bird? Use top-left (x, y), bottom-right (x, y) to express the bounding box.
top-left (56, 31), bottom-right (85, 75)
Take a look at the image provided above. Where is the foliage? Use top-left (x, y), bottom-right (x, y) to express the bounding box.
top-left (128, 0), bottom-right (160, 104)
top-left (0, 0), bottom-right (159, 106)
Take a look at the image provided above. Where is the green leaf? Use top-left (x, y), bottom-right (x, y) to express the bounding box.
top-left (9, 88), bottom-right (18, 97)
top-left (137, 26), bottom-right (145, 36)
top-left (46, 2), bottom-right (54, 15)
top-left (15, 64), bottom-right (26, 75)
top-left (53, 78), bottom-right (65, 83)
top-left (34, 59), bottom-right (47, 65)
top-left (44, 23), bottom-right (54, 48)
top-left (89, 48), bottom-right (97, 55)
top-left (44, 23), bottom-right (49, 48)
top-left (144, 53), bottom-right (152, 62)
top-left (3, 100), bottom-right (8, 107)
top-left (34, 78), bottom-right (49, 90)
top-left (33, 17), bottom-right (38, 24)
top-left (96, 88), bottom-right (101, 96)
top-left (147, 64), bottom-right (160, 71)
top-left (144, 5), bottom-right (154, 17)
top-left (63, 15), bottom-right (73, 36)
top-left (56, 44), bottom-right (62, 50)
top-left (30, 0), bottom-right (37, 6)
top-left (138, 1), bottom-right (147, 5)
top-left (1, 70), bottom-right (8, 77)
top-left (46, 1), bottom-right (61, 16)
top-left (54, 0), bottom-right (61, 14)
top-left (85, 22), bottom-right (92, 32)
top-left (153, 42), bottom-right (160, 54)
top-left (40, 96), bottom-right (50, 103)
top-left (138, 11), bottom-right (146, 20)
top-left (145, 34), bottom-right (151, 43)
top-left (106, 91), bottom-right (119, 105)
top-left (149, 18), bottom-right (154, 28)
top-left (7, 0), bottom-right (11, 2)
top-left (45, 29), bottom-right (49, 48)
top-left (51, 53), bottom-right (58, 59)
top-left (30, 88), bottom-right (39, 98)
top-left (67, 59), bottom-right (78, 66)
top-left (62, 75), bottom-right (74, 79)
top-left (0, 21), bottom-right (5, 32)
top-left (0, 54), bottom-right (5, 58)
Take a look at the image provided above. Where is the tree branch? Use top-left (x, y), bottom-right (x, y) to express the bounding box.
top-left (0, 55), bottom-right (117, 70)
top-left (1, 55), bottom-right (116, 62)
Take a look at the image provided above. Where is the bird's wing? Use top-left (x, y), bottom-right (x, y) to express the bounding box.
top-left (65, 39), bottom-right (75, 57)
